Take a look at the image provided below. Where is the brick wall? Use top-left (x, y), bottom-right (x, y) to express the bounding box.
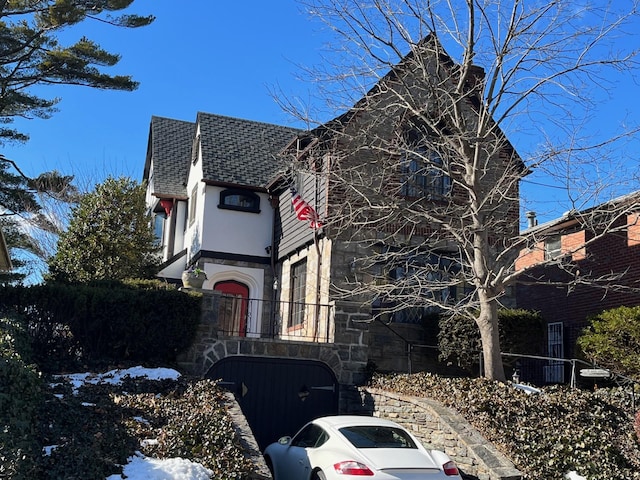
top-left (517, 216), bottom-right (640, 356)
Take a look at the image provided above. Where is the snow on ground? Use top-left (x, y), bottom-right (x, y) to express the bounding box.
top-left (566, 471), bottom-right (587, 480)
top-left (52, 365), bottom-right (181, 395)
top-left (105, 453), bottom-right (213, 480)
top-left (47, 366), bottom-right (213, 479)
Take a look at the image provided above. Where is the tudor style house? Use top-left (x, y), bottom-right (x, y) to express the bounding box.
top-left (144, 113), bottom-right (301, 339)
top-left (516, 192), bottom-right (640, 382)
top-left (144, 34), bottom-right (522, 374)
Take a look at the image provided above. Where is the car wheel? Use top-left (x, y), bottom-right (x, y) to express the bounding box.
top-left (311, 470), bottom-right (327, 480)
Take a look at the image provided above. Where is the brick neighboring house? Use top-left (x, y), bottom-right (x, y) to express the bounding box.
top-left (516, 192), bottom-right (640, 382)
top-left (144, 34), bottom-right (522, 376)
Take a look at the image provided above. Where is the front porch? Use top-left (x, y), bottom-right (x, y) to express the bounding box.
top-left (177, 289), bottom-right (372, 386)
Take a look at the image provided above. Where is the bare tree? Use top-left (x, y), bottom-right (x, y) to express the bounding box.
top-left (281, 0), bottom-right (640, 381)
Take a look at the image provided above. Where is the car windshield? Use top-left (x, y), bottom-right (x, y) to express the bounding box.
top-left (339, 426), bottom-right (418, 449)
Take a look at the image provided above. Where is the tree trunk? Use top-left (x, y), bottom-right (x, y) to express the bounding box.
top-left (476, 295), bottom-right (506, 382)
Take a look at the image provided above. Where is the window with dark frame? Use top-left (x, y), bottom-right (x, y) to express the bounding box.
top-left (400, 146), bottom-right (451, 199)
top-left (382, 251), bottom-right (461, 324)
top-left (218, 189), bottom-right (260, 213)
top-left (289, 259), bottom-right (307, 328)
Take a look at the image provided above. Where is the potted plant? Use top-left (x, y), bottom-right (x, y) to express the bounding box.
top-left (181, 265), bottom-right (207, 289)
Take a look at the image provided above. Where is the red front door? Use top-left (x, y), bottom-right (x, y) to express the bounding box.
top-left (214, 281), bottom-right (249, 336)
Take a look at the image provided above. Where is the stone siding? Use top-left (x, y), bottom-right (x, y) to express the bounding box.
top-left (177, 290), bottom-right (371, 391)
top-left (349, 388), bottom-right (522, 480)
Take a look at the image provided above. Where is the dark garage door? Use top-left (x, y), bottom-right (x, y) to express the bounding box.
top-left (205, 356), bottom-right (339, 450)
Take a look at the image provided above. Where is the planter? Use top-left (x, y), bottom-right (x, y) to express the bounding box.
top-left (181, 271), bottom-right (207, 289)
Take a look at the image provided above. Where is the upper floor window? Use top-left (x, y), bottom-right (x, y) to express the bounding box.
top-left (219, 189), bottom-right (260, 213)
top-left (544, 236), bottom-right (562, 260)
top-left (400, 147), bottom-right (451, 199)
top-left (153, 213), bottom-right (164, 245)
top-left (188, 185), bottom-right (198, 225)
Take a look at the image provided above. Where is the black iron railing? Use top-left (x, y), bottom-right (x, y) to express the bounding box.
top-left (210, 293), bottom-right (334, 342)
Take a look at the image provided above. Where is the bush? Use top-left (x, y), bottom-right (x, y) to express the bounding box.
top-left (369, 372), bottom-right (640, 479)
top-left (438, 308), bottom-right (545, 372)
top-left (0, 280), bottom-right (202, 371)
top-left (578, 305), bottom-right (640, 380)
top-left (39, 375), bottom-right (253, 479)
top-left (0, 315), bottom-right (43, 478)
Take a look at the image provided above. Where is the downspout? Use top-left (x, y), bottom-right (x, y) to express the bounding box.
top-left (313, 176), bottom-right (322, 342)
top-left (269, 194), bottom-right (279, 338)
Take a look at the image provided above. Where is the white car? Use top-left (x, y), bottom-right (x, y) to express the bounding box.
top-left (263, 415), bottom-right (462, 480)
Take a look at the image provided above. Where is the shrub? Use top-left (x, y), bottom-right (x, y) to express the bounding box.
top-left (438, 308), bottom-right (545, 372)
top-left (578, 305), bottom-right (640, 380)
top-left (0, 281), bottom-right (201, 371)
top-left (0, 315), bottom-right (43, 478)
top-left (369, 372), bottom-right (640, 479)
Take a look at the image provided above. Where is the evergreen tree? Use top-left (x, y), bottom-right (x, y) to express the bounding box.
top-left (0, 0), bottom-right (154, 143)
top-left (0, 1), bottom-right (153, 277)
top-left (0, 156), bottom-right (76, 284)
top-left (48, 176), bottom-right (159, 282)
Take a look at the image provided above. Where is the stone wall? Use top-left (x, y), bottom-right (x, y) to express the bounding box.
top-left (348, 388), bottom-right (522, 480)
top-left (177, 289), bottom-right (371, 389)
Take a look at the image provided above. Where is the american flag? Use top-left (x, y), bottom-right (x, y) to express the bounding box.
top-left (290, 187), bottom-right (323, 229)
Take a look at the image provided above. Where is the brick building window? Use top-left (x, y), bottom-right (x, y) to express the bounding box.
top-left (544, 236), bottom-right (561, 260)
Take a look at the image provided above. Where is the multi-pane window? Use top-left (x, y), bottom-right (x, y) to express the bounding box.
top-left (400, 147), bottom-right (451, 199)
top-left (289, 259), bottom-right (307, 328)
top-left (544, 236), bottom-right (561, 260)
top-left (386, 252), bottom-right (460, 323)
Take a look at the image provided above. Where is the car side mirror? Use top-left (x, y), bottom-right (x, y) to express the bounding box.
top-left (278, 436), bottom-right (292, 445)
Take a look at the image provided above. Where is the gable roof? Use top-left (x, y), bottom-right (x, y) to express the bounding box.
top-left (144, 115), bottom-right (196, 199)
top-left (286, 34), bottom-right (521, 167)
top-left (522, 190), bottom-right (640, 235)
top-left (197, 112), bottom-right (301, 189)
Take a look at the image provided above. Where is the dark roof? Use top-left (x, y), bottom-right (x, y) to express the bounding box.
top-left (148, 115), bottom-right (196, 198)
top-left (197, 112), bottom-right (301, 189)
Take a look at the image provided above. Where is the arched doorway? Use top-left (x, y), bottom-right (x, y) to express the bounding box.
top-left (206, 356), bottom-right (339, 450)
top-left (214, 280), bottom-right (249, 337)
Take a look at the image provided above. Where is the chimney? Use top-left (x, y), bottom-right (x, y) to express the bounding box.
top-left (526, 211), bottom-right (538, 228)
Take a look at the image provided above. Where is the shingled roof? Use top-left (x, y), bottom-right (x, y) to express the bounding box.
top-left (197, 112), bottom-right (301, 189)
top-left (147, 115), bottom-right (196, 198)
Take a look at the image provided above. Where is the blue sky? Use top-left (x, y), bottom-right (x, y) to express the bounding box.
top-left (3, 0), bottom-right (639, 225)
top-left (5, 1), bottom-right (323, 181)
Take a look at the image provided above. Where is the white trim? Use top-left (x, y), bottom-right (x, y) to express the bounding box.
top-left (204, 265), bottom-right (264, 338)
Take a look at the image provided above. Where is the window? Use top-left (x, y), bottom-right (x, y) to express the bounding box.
top-left (401, 147), bottom-right (451, 199)
top-left (544, 236), bottom-right (561, 260)
top-left (291, 424), bottom-right (328, 448)
top-left (382, 252), bottom-right (460, 323)
top-left (289, 259), bottom-right (307, 328)
top-left (219, 189), bottom-right (260, 213)
top-left (339, 426), bottom-right (417, 449)
top-left (188, 185), bottom-right (198, 225)
top-left (191, 134), bottom-right (200, 164)
top-left (153, 213), bottom-right (164, 245)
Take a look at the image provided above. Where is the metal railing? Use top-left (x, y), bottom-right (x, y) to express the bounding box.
top-left (210, 293), bottom-right (334, 342)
